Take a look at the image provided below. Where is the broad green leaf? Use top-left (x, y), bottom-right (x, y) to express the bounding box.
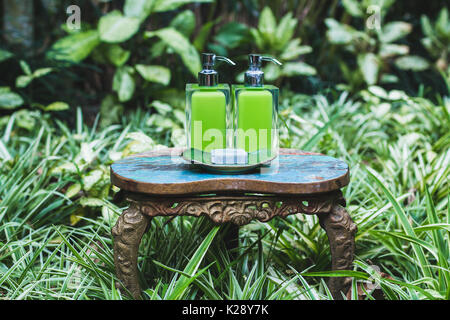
top-left (150, 100), bottom-right (172, 115)
top-left (16, 68), bottom-right (53, 88)
top-left (82, 170), bottom-right (103, 191)
top-left (214, 22), bottom-right (249, 49)
top-left (80, 197), bottom-right (104, 207)
top-left (263, 63), bottom-right (281, 82)
top-left (33, 68), bottom-right (53, 78)
top-left (342, 0), bottom-right (363, 17)
top-left (258, 6), bottom-right (276, 41)
top-left (45, 102), bottom-right (70, 111)
top-left (357, 53), bottom-right (379, 85)
top-left (379, 43), bottom-right (409, 58)
top-left (274, 12), bottom-right (297, 49)
top-left (0, 49), bottom-right (13, 63)
top-left (171, 128), bottom-right (186, 147)
top-left (113, 66), bottom-right (135, 102)
top-left (325, 18), bottom-right (357, 44)
top-left (421, 15), bottom-right (435, 39)
top-left (66, 183), bottom-right (81, 198)
top-left (173, 109), bottom-right (185, 124)
top-left (250, 28), bottom-right (265, 50)
top-left (100, 94), bottom-right (124, 127)
top-left (145, 28), bottom-right (201, 76)
top-left (193, 20), bottom-right (216, 51)
top-left (20, 60), bottom-right (32, 75)
top-left (105, 44), bottom-right (130, 67)
top-left (124, 0), bottom-right (154, 21)
top-left (282, 61), bottom-right (317, 76)
top-left (98, 11), bottom-right (141, 43)
top-left (280, 39), bottom-right (312, 61)
top-left (126, 132), bottom-right (155, 145)
top-left (16, 75), bottom-right (34, 88)
top-left (135, 64), bottom-right (171, 85)
top-left (152, 0), bottom-right (212, 12)
top-left (146, 114), bottom-right (175, 129)
top-left (380, 73), bottom-right (399, 84)
top-left (207, 43), bottom-right (227, 57)
top-left (0, 91), bottom-right (24, 109)
top-left (368, 85), bottom-right (388, 99)
top-left (15, 109), bottom-right (35, 130)
top-left (436, 8), bottom-right (449, 39)
top-left (379, 21), bottom-right (412, 43)
top-left (48, 30), bottom-right (100, 62)
top-left (170, 10), bottom-right (196, 37)
top-left (395, 55), bottom-right (430, 71)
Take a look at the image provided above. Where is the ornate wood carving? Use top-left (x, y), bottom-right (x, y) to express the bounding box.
top-left (112, 191), bottom-right (356, 300)
top-left (318, 205), bottom-right (357, 299)
top-left (112, 202), bottom-right (150, 299)
top-left (128, 191), bottom-right (345, 226)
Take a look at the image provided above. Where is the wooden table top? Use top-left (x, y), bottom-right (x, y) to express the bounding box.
top-left (110, 148), bottom-right (349, 195)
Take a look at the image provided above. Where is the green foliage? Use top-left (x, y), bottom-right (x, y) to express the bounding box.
top-left (325, 1), bottom-right (430, 91)
top-left (248, 6), bottom-right (316, 82)
top-left (421, 8), bottom-right (450, 90)
top-left (0, 87), bottom-right (24, 110)
top-left (144, 28), bottom-right (201, 77)
top-left (0, 83), bottom-right (448, 299)
top-left (47, 30), bottom-right (100, 62)
top-left (43, 0), bottom-right (209, 111)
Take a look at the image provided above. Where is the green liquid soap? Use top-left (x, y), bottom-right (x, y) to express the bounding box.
top-left (236, 89), bottom-right (272, 162)
top-left (190, 90), bottom-right (227, 153)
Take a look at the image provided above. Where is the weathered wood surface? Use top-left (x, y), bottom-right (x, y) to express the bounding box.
top-left (110, 148), bottom-right (349, 195)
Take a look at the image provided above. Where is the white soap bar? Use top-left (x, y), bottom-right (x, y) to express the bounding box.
top-left (211, 149), bottom-right (248, 165)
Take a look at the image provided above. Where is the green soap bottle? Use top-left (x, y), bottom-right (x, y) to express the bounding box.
top-left (233, 54), bottom-right (282, 164)
top-left (186, 53), bottom-right (235, 162)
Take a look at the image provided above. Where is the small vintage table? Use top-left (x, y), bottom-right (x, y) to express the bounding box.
top-left (110, 148), bottom-right (357, 299)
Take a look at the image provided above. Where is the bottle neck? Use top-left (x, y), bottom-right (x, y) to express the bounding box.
top-left (244, 69), bottom-right (264, 87)
top-left (198, 69), bottom-right (218, 86)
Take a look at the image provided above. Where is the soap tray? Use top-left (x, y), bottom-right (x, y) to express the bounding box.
top-left (182, 148), bottom-right (277, 174)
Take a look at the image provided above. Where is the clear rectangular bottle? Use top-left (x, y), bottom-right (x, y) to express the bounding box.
top-left (186, 84), bottom-right (231, 153)
top-left (233, 55), bottom-right (281, 164)
top-left (185, 54), bottom-right (235, 162)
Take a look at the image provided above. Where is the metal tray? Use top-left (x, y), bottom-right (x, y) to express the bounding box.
top-left (181, 149), bottom-right (277, 174)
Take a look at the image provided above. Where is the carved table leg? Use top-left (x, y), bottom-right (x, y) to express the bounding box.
top-left (318, 204), bottom-right (357, 300)
top-left (112, 202), bottom-right (150, 299)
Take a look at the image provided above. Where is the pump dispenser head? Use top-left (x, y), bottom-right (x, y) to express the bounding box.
top-left (244, 54), bottom-right (282, 87)
top-left (198, 53), bottom-right (236, 87)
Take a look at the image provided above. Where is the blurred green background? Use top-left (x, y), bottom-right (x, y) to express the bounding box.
top-left (1, 0), bottom-right (449, 122)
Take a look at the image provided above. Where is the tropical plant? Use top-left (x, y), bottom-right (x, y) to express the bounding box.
top-left (246, 6), bottom-right (317, 83)
top-left (421, 8), bottom-right (450, 91)
top-left (325, 0), bottom-right (430, 91)
top-left (43, 0), bottom-right (212, 125)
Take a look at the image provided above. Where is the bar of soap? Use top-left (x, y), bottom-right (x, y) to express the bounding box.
top-left (211, 149), bottom-right (248, 165)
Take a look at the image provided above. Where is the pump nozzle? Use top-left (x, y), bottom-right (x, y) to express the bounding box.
top-left (215, 56), bottom-right (236, 66)
top-left (199, 53), bottom-right (235, 86)
top-left (261, 56), bottom-right (282, 66)
top-left (245, 54), bottom-right (282, 87)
